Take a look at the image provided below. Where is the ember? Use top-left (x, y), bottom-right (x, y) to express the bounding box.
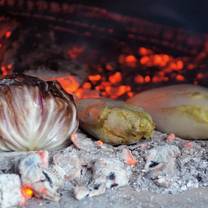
top-left (43, 44), bottom-right (208, 99)
top-left (21, 186), bottom-right (33, 200)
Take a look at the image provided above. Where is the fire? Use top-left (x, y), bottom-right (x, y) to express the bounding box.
top-left (109, 72), bottom-right (122, 84)
top-left (54, 44), bottom-right (202, 100)
top-left (88, 74), bottom-right (102, 82)
top-left (118, 54), bottom-right (137, 68)
top-left (1, 34), bottom-right (207, 100)
top-left (176, 74), bottom-right (185, 81)
top-left (50, 75), bottom-right (80, 94)
top-left (138, 47), bottom-right (152, 56)
top-left (50, 44), bottom-right (193, 99)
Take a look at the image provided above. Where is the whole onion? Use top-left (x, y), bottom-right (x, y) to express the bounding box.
top-left (0, 74), bottom-right (78, 151)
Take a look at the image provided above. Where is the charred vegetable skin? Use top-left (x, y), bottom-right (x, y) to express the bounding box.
top-left (0, 74), bottom-right (78, 151)
top-left (77, 98), bottom-right (154, 145)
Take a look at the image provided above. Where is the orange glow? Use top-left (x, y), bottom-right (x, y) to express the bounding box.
top-left (88, 74), bottom-right (101, 82)
top-left (152, 54), bottom-right (163, 66)
top-left (176, 74), bottom-right (185, 81)
top-left (119, 54), bottom-right (137, 68)
top-left (21, 186), bottom-right (33, 200)
top-left (83, 82), bottom-right (92, 89)
top-left (96, 140), bottom-right (104, 146)
top-left (75, 88), bottom-right (100, 99)
top-left (109, 72), bottom-right (122, 84)
top-left (9, 41), bottom-right (202, 100)
top-left (122, 148), bottom-right (137, 167)
top-left (125, 55), bottom-right (137, 65)
top-left (127, 92), bottom-right (134, 97)
top-left (176, 60), bottom-right (184, 70)
top-left (55, 75), bottom-right (80, 94)
top-left (134, 75), bottom-right (144, 84)
top-left (140, 56), bottom-right (150, 65)
top-left (138, 47), bottom-right (152, 56)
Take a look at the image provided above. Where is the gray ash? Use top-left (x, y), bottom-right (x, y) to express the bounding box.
top-left (128, 131), bottom-right (208, 194)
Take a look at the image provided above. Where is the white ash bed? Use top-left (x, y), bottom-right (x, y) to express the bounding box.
top-left (0, 130), bottom-right (208, 208)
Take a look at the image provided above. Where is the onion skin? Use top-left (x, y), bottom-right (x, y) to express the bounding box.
top-left (0, 74), bottom-right (78, 151)
top-left (127, 84), bottom-right (208, 139)
top-left (77, 98), bottom-right (155, 145)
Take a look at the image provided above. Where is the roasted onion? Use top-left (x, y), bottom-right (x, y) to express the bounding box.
top-left (0, 74), bottom-right (78, 151)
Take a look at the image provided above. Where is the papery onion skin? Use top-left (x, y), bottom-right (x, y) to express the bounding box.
top-left (77, 98), bottom-right (155, 145)
top-left (127, 84), bottom-right (208, 139)
top-left (0, 74), bottom-right (78, 151)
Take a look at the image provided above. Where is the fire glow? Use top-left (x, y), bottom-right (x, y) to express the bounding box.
top-left (0, 27), bottom-right (208, 100)
top-left (53, 46), bottom-right (208, 100)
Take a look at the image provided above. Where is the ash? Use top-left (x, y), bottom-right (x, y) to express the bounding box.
top-left (71, 130), bottom-right (208, 195)
top-left (1, 130), bottom-right (208, 205)
top-left (128, 131), bottom-right (208, 194)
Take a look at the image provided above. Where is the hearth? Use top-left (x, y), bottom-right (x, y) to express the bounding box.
top-left (0, 1), bottom-right (208, 208)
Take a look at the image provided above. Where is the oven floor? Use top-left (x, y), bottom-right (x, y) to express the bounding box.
top-left (26, 186), bottom-right (208, 208)
top-left (1, 130), bottom-right (208, 207)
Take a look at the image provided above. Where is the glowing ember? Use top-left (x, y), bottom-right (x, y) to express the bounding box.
top-left (21, 186), bottom-right (33, 199)
top-left (109, 72), bottom-right (122, 84)
top-left (88, 74), bottom-right (102, 82)
top-left (50, 75), bottom-right (80, 94)
top-left (0, 21), bottom-right (208, 100)
top-left (48, 41), bottom-right (208, 100)
top-left (51, 42), bottom-right (207, 100)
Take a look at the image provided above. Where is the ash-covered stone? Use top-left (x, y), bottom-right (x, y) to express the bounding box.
top-left (53, 130), bottom-right (208, 197)
top-left (53, 132), bottom-right (131, 200)
top-left (0, 174), bottom-right (22, 208)
top-left (143, 144), bottom-right (180, 177)
top-left (19, 151), bottom-right (64, 202)
top-left (53, 148), bottom-right (82, 181)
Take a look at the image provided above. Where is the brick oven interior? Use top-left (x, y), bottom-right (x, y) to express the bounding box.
top-left (0, 1), bottom-right (208, 208)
